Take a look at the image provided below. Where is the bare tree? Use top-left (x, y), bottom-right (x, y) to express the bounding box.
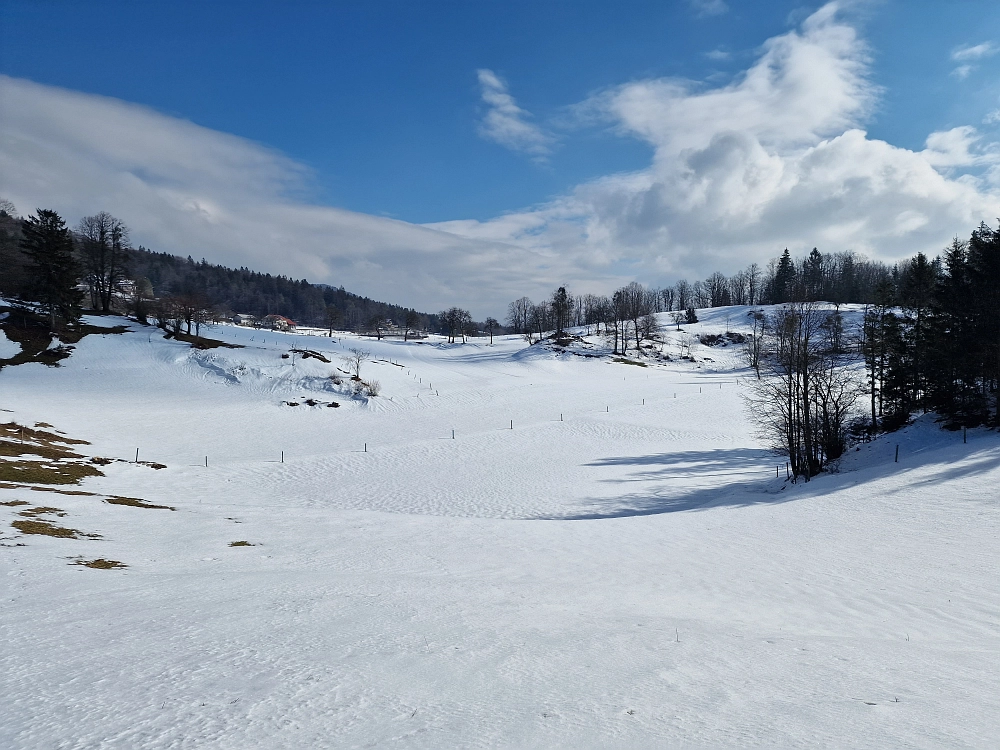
top-left (743, 303), bottom-right (862, 480)
top-left (368, 315), bottom-right (388, 340)
top-left (404, 309), bottom-right (420, 341)
top-left (674, 279), bottom-right (691, 311)
top-left (440, 307), bottom-right (472, 343)
top-left (506, 297), bottom-right (533, 336)
top-left (484, 316), bottom-right (499, 344)
top-left (529, 302), bottom-right (549, 343)
top-left (78, 212), bottom-right (131, 313)
top-left (660, 286), bottom-right (676, 312)
top-left (343, 347), bottom-right (371, 379)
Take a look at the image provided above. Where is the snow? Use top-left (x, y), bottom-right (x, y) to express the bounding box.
top-left (0, 328), bottom-right (20, 359)
top-left (2, 310), bottom-right (999, 748)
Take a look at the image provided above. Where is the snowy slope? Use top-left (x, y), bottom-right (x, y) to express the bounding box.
top-left (1, 310), bottom-right (998, 749)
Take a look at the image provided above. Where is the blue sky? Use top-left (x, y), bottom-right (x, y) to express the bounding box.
top-left (2, 1), bottom-right (1000, 315)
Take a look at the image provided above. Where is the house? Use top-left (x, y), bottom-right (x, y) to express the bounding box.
top-left (234, 313), bottom-right (256, 326)
top-left (262, 314), bottom-right (297, 331)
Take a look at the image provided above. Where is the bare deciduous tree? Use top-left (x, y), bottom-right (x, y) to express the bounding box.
top-left (78, 212), bottom-right (131, 313)
top-left (343, 347), bottom-right (371, 379)
top-left (743, 303), bottom-right (862, 480)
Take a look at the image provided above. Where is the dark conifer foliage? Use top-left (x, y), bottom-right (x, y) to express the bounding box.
top-left (19, 209), bottom-right (84, 330)
top-left (128, 246), bottom-right (434, 331)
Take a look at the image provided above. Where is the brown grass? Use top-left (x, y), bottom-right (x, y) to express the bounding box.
top-left (0, 421), bottom-right (88, 446)
top-left (229, 540), bottom-right (254, 547)
top-left (12, 518), bottom-right (82, 538)
top-left (105, 496), bottom-right (175, 511)
top-left (73, 558), bottom-right (126, 569)
top-left (18, 505), bottom-right (67, 517)
top-left (0, 484), bottom-right (99, 496)
top-left (0, 500), bottom-right (29, 506)
top-left (612, 357), bottom-right (648, 367)
top-left (0, 459), bottom-right (103, 485)
top-left (166, 330), bottom-right (243, 350)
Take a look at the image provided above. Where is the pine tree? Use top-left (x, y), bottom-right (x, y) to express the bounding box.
top-left (19, 209), bottom-right (83, 330)
top-left (772, 248), bottom-right (797, 303)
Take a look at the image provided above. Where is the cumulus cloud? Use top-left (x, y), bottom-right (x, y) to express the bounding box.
top-left (475, 69), bottom-right (553, 158)
top-left (431, 3), bottom-right (1000, 283)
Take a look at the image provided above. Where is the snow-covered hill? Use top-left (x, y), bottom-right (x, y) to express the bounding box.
top-left (2, 309), bottom-right (998, 748)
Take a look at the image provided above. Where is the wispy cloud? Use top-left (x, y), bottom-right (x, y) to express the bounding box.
top-left (689, 0), bottom-right (728, 18)
top-left (950, 41), bottom-right (996, 78)
top-left (704, 48), bottom-right (730, 61)
top-left (952, 41), bottom-right (997, 61)
top-left (476, 69), bottom-right (553, 158)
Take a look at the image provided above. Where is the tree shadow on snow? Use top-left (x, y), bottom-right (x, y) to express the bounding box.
top-left (537, 448), bottom-right (791, 520)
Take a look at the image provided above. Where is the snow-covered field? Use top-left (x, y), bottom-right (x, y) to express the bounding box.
top-left (2, 309), bottom-right (999, 748)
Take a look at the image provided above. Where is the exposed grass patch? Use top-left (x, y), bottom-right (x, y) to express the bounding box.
top-left (229, 540), bottom-right (254, 547)
top-left (12, 518), bottom-right (83, 538)
top-left (0, 306), bottom-right (129, 369)
top-left (0, 484), bottom-right (98, 496)
top-left (0, 459), bottom-right (102, 485)
top-left (73, 558), bottom-right (126, 569)
top-left (105, 496), bottom-right (175, 511)
top-left (612, 357), bottom-right (648, 367)
top-left (0, 439), bottom-right (82, 460)
top-left (290, 348), bottom-right (331, 363)
top-left (165, 330), bottom-right (243, 350)
top-left (0, 421), bottom-right (88, 446)
top-left (18, 505), bottom-right (67, 517)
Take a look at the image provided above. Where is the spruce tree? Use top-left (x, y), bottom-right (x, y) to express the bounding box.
top-left (19, 209), bottom-right (83, 330)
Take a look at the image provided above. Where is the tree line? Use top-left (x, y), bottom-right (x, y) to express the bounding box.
top-left (0, 202), bottom-right (437, 334)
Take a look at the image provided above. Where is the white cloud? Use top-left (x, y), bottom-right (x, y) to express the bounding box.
top-left (2, 3), bottom-right (999, 319)
top-left (430, 3), bottom-right (1000, 282)
top-left (704, 48), bottom-right (730, 61)
top-left (475, 69), bottom-right (553, 158)
top-left (0, 75), bottom-right (544, 317)
top-left (689, 0), bottom-right (728, 18)
top-left (985, 109), bottom-right (1000, 125)
top-left (950, 41), bottom-right (996, 78)
top-left (951, 41), bottom-right (997, 61)
top-left (921, 126), bottom-right (1000, 169)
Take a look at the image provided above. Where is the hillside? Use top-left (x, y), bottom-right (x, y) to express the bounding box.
top-left (1, 308), bottom-right (998, 748)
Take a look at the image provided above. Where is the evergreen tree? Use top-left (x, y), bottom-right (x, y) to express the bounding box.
top-left (772, 248), bottom-right (797, 303)
top-left (19, 209), bottom-right (83, 330)
top-left (967, 222), bottom-right (1000, 425)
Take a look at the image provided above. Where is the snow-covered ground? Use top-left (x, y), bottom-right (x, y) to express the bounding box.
top-left (2, 309), bottom-right (998, 748)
